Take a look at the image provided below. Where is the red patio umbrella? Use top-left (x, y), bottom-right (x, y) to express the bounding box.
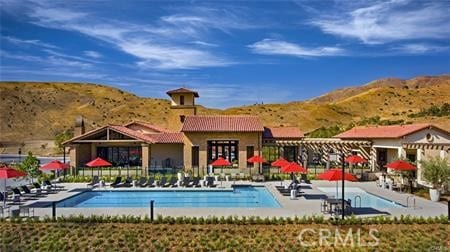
top-left (345, 155), bottom-right (368, 164)
top-left (247, 155), bottom-right (265, 176)
top-left (0, 166), bottom-right (27, 206)
top-left (210, 157), bottom-right (231, 174)
top-left (385, 160), bottom-right (416, 171)
top-left (40, 160), bottom-right (69, 171)
top-left (86, 157), bottom-right (112, 177)
top-left (318, 168), bottom-right (357, 198)
top-left (345, 155), bottom-right (368, 175)
top-left (281, 162), bottom-right (307, 174)
top-left (271, 157), bottom-right (290, 167)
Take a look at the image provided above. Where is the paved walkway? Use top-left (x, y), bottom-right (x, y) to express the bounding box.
top-left (6, 180), bottom-right (447, 219)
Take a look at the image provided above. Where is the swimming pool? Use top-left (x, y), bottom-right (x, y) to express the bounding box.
top-left (57, 186), bottom-right (281, 208)
top-left (317, 187), bottom-right (404, 209)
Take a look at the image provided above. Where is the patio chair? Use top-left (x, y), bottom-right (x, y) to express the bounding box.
top-left (230, 173), bottom-right (237, 181)
top-left (138, 177), bottom-right (148, 187)
top-left (239, 172), bottom-right (245, 180)
top-left (320, 200), bottom-right (330, 213)
top-left (110, 177), bottom-right (122, 188)
top-left (119, 177), bottom-right (133, 187)
top-left (44, 180), bottom-right (64, 189)
top-left (12, 188), bottom-right (34, 200)
top-left (33, 182), bottom-right (52, 194)
top-left (87, 176), bottom-right (100, 187)
top-left (206, 177), bottom-right (217, 188)
top-left (169, 177), bottom-right (178, 187)
top-left (182, 177), bottom-right (191, 187)
top-left (21, 185), bottom-right (42, 198)
top-left (159, 177), bottom-right (170, 187)
top-left (147, 177), bottom-right (155, 187)
top-left (189, 177), bottom-right (201, 188)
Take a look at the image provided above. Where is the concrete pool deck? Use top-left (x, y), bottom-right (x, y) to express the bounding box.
top-left (10, 180), bottom-right (448, 219)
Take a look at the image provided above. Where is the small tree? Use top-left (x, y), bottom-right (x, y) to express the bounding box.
top-left (19, 151), bottom-right (40, 182)
top-left (420, 156), bottom-right (450, 190)
top-left (54, 129), bottom-right (74, 153)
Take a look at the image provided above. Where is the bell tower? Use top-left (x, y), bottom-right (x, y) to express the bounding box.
top-left (166, 87), bottom-right (199, 131)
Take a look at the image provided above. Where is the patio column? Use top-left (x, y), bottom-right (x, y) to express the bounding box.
top-left (416, 148), bottom-right (424, 183)
top-left (369, 146), bottom-right (377, 171)
top-left (68, 144), bottom-right (79, 175)
top-left (141, 144), bottom-right (151, 176)
top-left (397, 147), bottom-right (406, 159)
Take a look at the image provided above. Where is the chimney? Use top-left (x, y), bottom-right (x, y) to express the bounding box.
top-left (74, 116), bottom-right (85, 136)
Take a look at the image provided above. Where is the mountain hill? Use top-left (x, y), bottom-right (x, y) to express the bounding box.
top-left (1, 75), bottom-right (449, 155)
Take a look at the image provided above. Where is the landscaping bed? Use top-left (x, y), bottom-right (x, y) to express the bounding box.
top-left (1, 216), bottom-right (449, 251)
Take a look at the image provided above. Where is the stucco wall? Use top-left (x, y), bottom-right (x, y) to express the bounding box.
top-left (170, 93), bottom-right (195, 106)
top-left (404, 128), bottom-right (450, 144)
top-left (183, 132), bottom-right (262, 172)
top-left (150, 144), bottom-right (184, 167)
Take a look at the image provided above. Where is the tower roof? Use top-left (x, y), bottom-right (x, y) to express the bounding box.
top-left (166, 87), bottom-right (199, 98)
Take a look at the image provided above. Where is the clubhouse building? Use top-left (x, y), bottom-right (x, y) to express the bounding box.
top-left (64, 88), bottom-right (450, 183)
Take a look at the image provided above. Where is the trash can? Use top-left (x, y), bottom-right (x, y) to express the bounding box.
top-left (290, 189), bottom-right (297, 200)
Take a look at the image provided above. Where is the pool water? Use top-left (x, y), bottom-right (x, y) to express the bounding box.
top-left (57, 186), bottom-right (281, 208)
top-left (317, 187), bottom-right (404, 209)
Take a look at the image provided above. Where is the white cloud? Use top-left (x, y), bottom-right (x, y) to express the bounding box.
top-left (83, 50), bottom-right (102, 58)
top-left (24, 4), bottom-right (241, 69)
top-left (248, 39), bottom-right (346, 57)
top-left (392, 43), bottom-right (450, 54)
top-left (2, 36), bottom-right (58, 49)
top-left (309, 0), bottom-right (450, 44)
top-left (1, 50), bottom-right (92, 69)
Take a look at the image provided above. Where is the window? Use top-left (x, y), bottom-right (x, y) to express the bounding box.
top-left (207, 140), bottom-right (239, 166)
top-left (97, 146), bottom-right (142, 166)
top-left (180, 115), bottom-right (186, 123)
top-left (180, 95), bottom-right (185, 105)
top-left (247, 146), bottom-right (254, 167)
top-left (192, 146), bottom-right (199, 167)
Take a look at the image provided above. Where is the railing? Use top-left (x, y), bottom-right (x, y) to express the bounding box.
top-left (406, 196), bottom-right (416, 209)
top-left (353, 195), bottom-right (362, 208)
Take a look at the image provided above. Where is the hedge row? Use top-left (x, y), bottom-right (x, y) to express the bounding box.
top-left (1, 214), bottom-right (448, 225)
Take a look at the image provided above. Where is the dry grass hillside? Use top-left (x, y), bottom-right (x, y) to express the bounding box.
top-left (0, 75), bottom-right (449, 155)
top-left (224, 75), bottom-right (450, 132)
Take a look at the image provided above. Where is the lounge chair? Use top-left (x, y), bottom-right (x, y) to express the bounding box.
top-left (182, 177), bottom-right (191, 187)
top-left (147, 177), bottom-right (155, 187)
top-left (87, 176), bottom-right (100, 187)
top-left (33, 182), bottom-right (52, 194)
top-left (138, 177), bottom-right (148, 187)
top-left (159, 177), bottom-right (171, 187)
top-left (2, 192), bottom-right (20, 205)
top-left (169, 177), bottom-right (178, 187)
top-left (187, 177), bottom-right (199, 187)
top-left (206, 177), bottom-right (217, 188)
top-left (43, 180), bottom-right (64, 190)
top-left (21, 185), bottom-right (42, 198)
top-left (110, 177), bottom-right (122, 188)
top-left (119, 177), bottom-right (133, 187)
top-left (12, 188), bottom-right (34, 200)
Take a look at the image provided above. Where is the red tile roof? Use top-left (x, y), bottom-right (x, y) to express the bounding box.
top-left (123, 121), bottom-right (170, 133)
top-left (263, 127), bottom-right (304, 139)
top-left (182, 115), bottom-right (264, 132)
top-left (109, 125), bottom-right (155, 143)
top-left (148, 133), bottom-right (184, 144)
top-left (64, 124), bottom-right (184, 144)
top-left (335, 123), bottom-right (447, 139)
top-left (166, 87), bottom-right (199, 97)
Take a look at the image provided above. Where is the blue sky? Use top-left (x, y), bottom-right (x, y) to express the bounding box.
top-left (1, 0), bottom-right (449, 108)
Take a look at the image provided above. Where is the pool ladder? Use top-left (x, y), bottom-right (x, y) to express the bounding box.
top-left (406, 196), bottom-right (416, 209)
top-left (353, 195), bottom-right (361, 208)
